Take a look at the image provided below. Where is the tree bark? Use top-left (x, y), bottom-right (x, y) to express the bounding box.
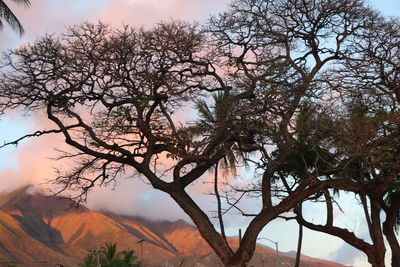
top-left (360, 194), bottom-right (373, 238)
top-left (382, 194), bottom-right (400, 267)
top-left (295, 222), bottom-right (303, 267)
top-left (227, 211), bottom-right (273, 266)
top-left (214, 163), bottom-right (227, 241)
top-left (169, 189), bottom-right (234, 266)
top-left (383, 222), bottom-right (400, 267)
top-left (369, 198), bottom-right (386, 267)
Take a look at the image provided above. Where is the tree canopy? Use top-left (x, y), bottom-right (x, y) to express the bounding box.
top-left (0, 0), bottom-right (399, 266)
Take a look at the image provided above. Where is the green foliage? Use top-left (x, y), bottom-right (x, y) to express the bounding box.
top-left (190, 92), bottom-right (247, 172)
top-left (273, 137), bottom-right (334, 180)
top-left (79, 243), bottom-right (140, 267)
top-left (80, 253), bottom-right (97, 267)
top-left (111, 106), bottom-right (135, 123)
top-left (119, 249), bottom-right (138, 266)
top-left (334, 158), bottom-right (371, 182)
top-left (194, 92), bottom-right (236, 137)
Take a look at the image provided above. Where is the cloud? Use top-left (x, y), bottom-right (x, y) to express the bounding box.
top-left (85, 178), bottom-right (189, 221)
top-left (0, 0), bottom-right (228, 51)
top-left (326, 218), bottom-right (396, 267)
top-left (0, 0), bottom-right (108, 50)
top-left (0, 113), bottom-right (67, 192)
top-left (0, 111), bottom-right (241, 225)
top-left (0, 112), bottom-right (192, 222)
top-left (96, 0), bottom-right (228, 27)
top-left (328, 241), bottom-right (367, 266)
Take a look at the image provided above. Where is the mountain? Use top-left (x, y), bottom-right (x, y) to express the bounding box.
top-left (0, 186), bottom-right (348, 267)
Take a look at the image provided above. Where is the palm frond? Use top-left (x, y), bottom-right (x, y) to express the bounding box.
top-left (196, 100), bottom-right (215, 123)
top-left (0, 0), bottom-right (31, 35)
top-left (10, 0), bottom-right (30, 7)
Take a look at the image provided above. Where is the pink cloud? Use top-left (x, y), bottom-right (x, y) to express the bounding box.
top-left (0, 0), bottom-right (228, 51)
top-left (0, 112), bottom-right (67, 192)
top-left (0, 109), bottom-right (238, 225)
top-left (0, 1), bottom-right (106, 49)
top-left (96, 0), bottom-right (228, 27)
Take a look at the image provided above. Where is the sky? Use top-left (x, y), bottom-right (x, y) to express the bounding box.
top-left (0, 0), bottom-right (399, 266)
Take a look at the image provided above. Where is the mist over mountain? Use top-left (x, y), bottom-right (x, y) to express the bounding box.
top-left (0, 185), bottom-right (348, 267)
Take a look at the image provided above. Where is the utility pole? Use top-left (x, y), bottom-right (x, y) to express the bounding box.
top-left (144, 251), bottom-right (169, 267)
top-left (137, 239), bottom-right (146, 266)
top-left (257, 237), bottom-right (279, 267)
top-left (97, 247), bottom-right (101, 267)
top-left (86, 248), bottom-right (101, 267)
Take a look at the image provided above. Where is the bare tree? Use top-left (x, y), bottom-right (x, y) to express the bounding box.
top-left (0, 0), bottom-right (398, 266)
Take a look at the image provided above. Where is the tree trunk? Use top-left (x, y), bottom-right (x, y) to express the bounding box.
top-left (214, 163), bottom-right (226, 241)
top-left (227, 210), bottom-right (277, 267)
top-left (383, 223), bottom-right (400, 267)
top-left (224, 262), bottom-right (246, 267)
top-left (295, 223), bottom-right (303, 267)
top-left (382, 194), bottom-right (400, 267)
top-left (169, 189), bottom-right (234, 266)
top-left (360, 194), bottom-right (373, 237)
top-left (367, 257), bottom-right (386, 267)
top-left (170, 174), bottom-right (336, 267)
top-left (368, 198), bottom-right (386, 267)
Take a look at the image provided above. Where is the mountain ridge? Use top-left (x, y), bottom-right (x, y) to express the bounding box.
top-left (0, 186), bottom-right (348, 267)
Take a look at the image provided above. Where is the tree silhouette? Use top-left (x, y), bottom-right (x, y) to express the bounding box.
top-left (0, 0), bottom-right (399, 266)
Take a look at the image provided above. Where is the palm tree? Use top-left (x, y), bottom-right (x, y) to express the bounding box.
top-left (101, 243), bottom-right (121, 267)
top-left (195, 92), bottom-right (245, 241)
top-left (0, 0), bottom-right (31, 35)
top-left (119, 249), bottom-right (140, 267)
top-left (79, 253), bottom-right (97, 267)
top-left (80, 243), bottom-right (140, 267)
top-left (101, 243), bottom-right (141, 267)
